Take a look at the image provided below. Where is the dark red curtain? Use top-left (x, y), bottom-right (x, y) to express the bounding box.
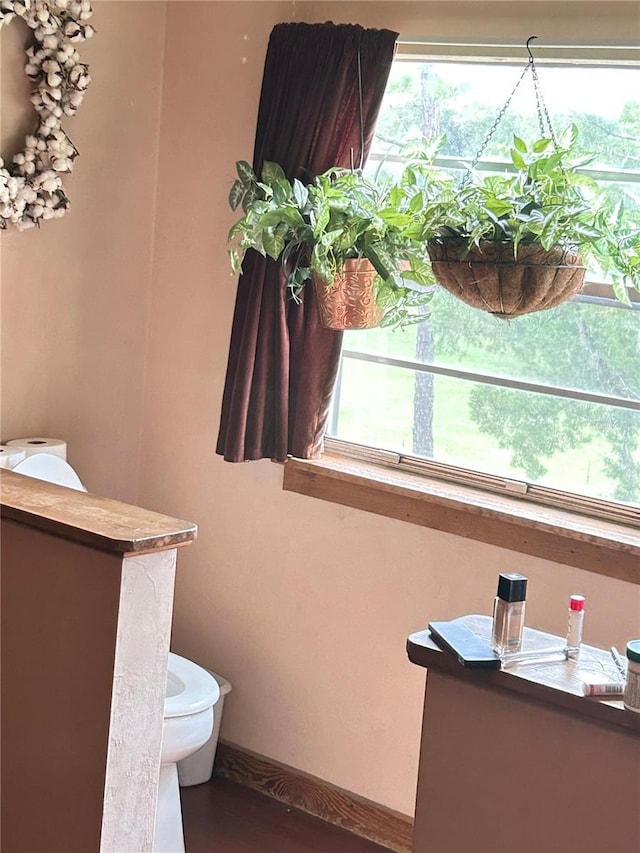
top-left (216, 21), bottom-right (398, 462)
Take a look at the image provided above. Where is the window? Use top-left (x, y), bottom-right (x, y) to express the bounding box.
top-left (327, 49), bottom-right (640, 524)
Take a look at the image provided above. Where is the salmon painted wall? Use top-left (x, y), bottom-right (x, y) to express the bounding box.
top-left (142, 1), bottom-right (640, 816)
top-left (2, 0), bottom-right (638, 818)
top-left (1, 1), bottom-right (166, 503)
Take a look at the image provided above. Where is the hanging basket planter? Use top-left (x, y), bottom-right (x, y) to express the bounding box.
top-left (427, 239), bottom-right (586, 318)
top-left (312, 258), bottom-right (385, 330)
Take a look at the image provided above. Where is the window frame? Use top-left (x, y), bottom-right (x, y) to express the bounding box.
top-left (325, 42), bottom-right (640, 528)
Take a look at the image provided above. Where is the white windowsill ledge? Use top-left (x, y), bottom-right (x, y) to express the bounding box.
top-left (283, 454), bottom-right (640, 585)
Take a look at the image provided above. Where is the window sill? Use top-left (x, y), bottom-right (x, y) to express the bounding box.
top-left (282, 454), bottom-right (640, 584)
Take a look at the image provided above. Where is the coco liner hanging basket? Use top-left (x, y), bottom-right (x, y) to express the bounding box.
top-left (427, 239), bottom-right (586, 318)
top-left (312, 258), bottom-right (384, 330)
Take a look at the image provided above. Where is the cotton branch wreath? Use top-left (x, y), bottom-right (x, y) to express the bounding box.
top-left (0, 0), bottom-right (94, 230)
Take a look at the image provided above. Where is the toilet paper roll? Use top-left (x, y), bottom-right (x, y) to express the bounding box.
top-left (6, 437), bottom-right (67, 460)
top-left (0, 446), bottom-right (27, 469)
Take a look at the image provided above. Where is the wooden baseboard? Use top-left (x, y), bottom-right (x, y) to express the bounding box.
top-left (213, 741), bottom-right (413, 853)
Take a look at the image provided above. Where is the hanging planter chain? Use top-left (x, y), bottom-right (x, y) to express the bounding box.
top-left (467, 35), bottom-right (559, 176)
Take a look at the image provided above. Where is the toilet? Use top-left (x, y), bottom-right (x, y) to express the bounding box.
top-left (156, 654), bottom-right (220, 853)
top-left (10, 451), bottom-right (219, 853)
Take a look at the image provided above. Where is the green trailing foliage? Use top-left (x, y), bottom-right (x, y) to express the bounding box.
top-left (227, 126), bottom-right (640, 329)
top-left (227, 160), bottom-right (436, 330)
top-left (398, 125), bottom-right (640, 304)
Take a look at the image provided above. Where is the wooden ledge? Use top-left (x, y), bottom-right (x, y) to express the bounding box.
top-left (0, 469), bottom-right (197, 555)
top-left (407, 615), bottom-right (640, 736)
top-left (283, 455), bottom-right (640, 584)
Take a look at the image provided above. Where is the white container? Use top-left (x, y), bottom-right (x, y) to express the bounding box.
top-left (623, 640), bottom-right (640, 713)
top-left (177, 670), bottom-right (232, 786)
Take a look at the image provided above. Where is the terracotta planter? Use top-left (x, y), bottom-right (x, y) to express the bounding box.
top-left (312, 258), bottom-right (384, 330)
top-left (427, 239), bottom-right (586, 318)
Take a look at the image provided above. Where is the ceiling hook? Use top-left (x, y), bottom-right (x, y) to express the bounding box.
top-left (526, 35), bottom-right (538, 64)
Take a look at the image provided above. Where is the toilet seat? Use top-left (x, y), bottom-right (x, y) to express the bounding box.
top-left (12, 453), bottom-right (86, 492)
top-left (165, 652), bottom-right (220, 718)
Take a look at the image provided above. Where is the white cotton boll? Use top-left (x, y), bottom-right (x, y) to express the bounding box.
top-left (42, 59), bottom-right (60, 72)
top-left (64, 21), bottom-right (80, 37)
top-left (44, 115), bottom-right (58, 130)
top-left (36, 138), bottom-right (46, 151)
top-left (43, 35), bottom-right (58, 49)
top-left (25, 63), bottom-right (40, 78)
top-left (36, 7), bottom-right (48, 22)
top-left (69, 90), bottom-right (83, 106)
top-left (83, 24), bottom-right (95, 38)
top-left (51, 156), bottom-right (71, 171)
top-left (13, 153), bottom-right (26, 166)
top-left (47, 72), bottom-right (62, 88)
top-left (37, 89), bottom-right (55, 109)
top-left (49, 87), bottom-right (62, 101)
top-left (41, 207), bottom-right (55, 220)
top-left (53, 105), bottom-right (63, 118)
top-left (23, 161), bottom-right (35, 175)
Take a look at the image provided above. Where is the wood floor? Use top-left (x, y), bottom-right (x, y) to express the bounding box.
top-left (181, 776), bottom-right (393, 852)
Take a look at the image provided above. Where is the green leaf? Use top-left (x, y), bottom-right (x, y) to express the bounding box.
top-left (261, 161), bottom-right (286, 184)
top-left (240, 185), bottom-right (258, 213)
top-left (510, 149), bottom-right (527, 171)
top-left (532, 138), bottom-right (552, 154)
top-left (272, 178), bottom-right (293, 206)
top-left (513, 136), bottom-right (527, 153)
top-left (292, 179), bottom-right (309, 208)
top-left (262, 229), bottom-right (285, 260)
top-left (409, 190), bottom-right (425, 213)
top-left (228, 180), bottom-right (245, 211)
top-left (236, 160), bottom-right (255, 184)
top-left (313, 205), bottom-right (330, 237)
top-left (559, 123), bottom-right (578, 150)
top-left (376, 284), bottom-right (399, 310)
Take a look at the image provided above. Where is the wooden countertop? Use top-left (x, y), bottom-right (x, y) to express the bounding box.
top-left (408, 614), bottom-right (640, 736)
top-left (0, 468), bottom-right (197, 555)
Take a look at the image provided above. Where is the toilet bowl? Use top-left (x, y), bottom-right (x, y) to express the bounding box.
top-left (9, 451), bottom-right (219, 852)
top-left (155, 654), bottom-right (220, 853)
